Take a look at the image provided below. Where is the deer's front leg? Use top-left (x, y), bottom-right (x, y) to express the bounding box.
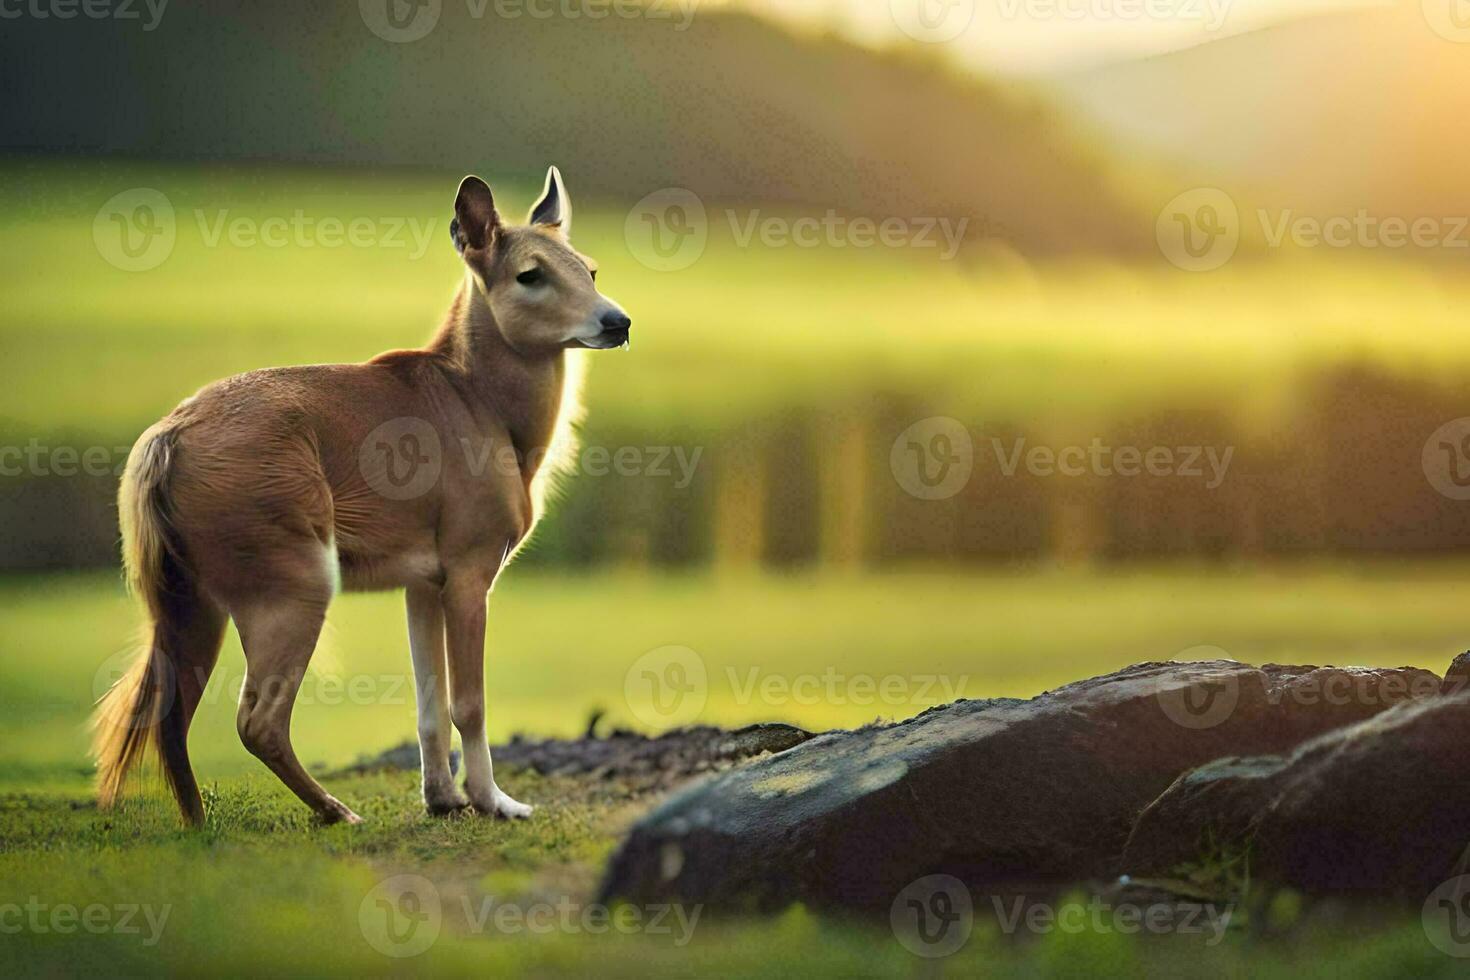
top-left (442, 571), bottom-right (533, 819)
top-left (406, 584), bottom-right (467, 815)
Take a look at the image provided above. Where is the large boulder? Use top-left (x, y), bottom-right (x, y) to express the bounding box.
top-left (1122, 691), bottom-right (1470, 894)
top-left (1441, 650), bottom-right (1470, 696)
top-left (599, 660), bottom-right (1439, 910)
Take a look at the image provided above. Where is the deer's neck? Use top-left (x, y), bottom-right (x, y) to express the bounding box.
top-left (431, 275), bottom-right (567, 476)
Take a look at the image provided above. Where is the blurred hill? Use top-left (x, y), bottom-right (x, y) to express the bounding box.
top-left (0, 2), bottom-right (1151, 256)
top-left (1050, 5), bottom-right (1470, 218)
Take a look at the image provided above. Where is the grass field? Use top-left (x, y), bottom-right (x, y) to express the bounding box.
top-left (2, 565), bottom-right (1468, 975)
top-left (4, 565), bottom-right (1469, 782)
top-left (0, 767), bottom-right (1456, 978)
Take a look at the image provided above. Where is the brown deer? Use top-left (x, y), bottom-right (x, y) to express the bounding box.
top-left (93, 168), bottom-right (630, 825)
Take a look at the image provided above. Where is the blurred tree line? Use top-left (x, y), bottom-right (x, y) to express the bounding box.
top-left (6, 364), bottom-right (1469, 573)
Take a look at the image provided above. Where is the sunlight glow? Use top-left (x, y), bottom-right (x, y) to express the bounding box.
top-left (731, 0), bottom-right (1393, 73)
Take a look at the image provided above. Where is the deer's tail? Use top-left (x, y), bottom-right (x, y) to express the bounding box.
top-left (93, 426), bottom-right (225, 826)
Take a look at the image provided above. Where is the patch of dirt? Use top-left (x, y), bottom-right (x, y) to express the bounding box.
top-left (338, 723), bottom-right (816, 794)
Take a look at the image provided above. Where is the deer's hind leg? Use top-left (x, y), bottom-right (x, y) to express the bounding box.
top-left (166, 422), bottom-right (356, 821)
top-left (232, 577), bottom-right (360, 824)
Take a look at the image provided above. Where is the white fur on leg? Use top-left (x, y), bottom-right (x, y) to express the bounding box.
top-left (492, 786), bottom-right (533, 819)
top-left (462, 738), bottom-right (533, 819)
top-left (407, 588), bottom-right (466, 813)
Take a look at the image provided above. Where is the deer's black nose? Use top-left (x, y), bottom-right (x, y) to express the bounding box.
top-left (601, 312), bottom-right (631, 331)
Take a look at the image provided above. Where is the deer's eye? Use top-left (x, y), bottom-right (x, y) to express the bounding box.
top-left (516, 268), bottom-right (544, 286)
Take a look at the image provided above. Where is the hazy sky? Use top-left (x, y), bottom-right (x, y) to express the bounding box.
top-left (733, 0), bottom-right (1389, 73)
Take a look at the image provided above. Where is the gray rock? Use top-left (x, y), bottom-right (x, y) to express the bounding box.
top-left (1122, 691), bottom-right (1470, 894)
top-left (1441, 651), bottom-right (1470, 696)
top-left (598, 660), bottom-right (1439, 911)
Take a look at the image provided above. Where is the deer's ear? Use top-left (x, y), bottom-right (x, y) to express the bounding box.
top-left (453, 176), bottom-right (500, 253)
top-left (528, 165), bottom-right (571, 237)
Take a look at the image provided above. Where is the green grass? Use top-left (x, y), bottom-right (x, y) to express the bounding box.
top-left (3, 565), bottom-right (1468, 974)
top-left (4, 565), bottom-right (1468, 781)
top-left (0, 767), bottom-right (1459, 976)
